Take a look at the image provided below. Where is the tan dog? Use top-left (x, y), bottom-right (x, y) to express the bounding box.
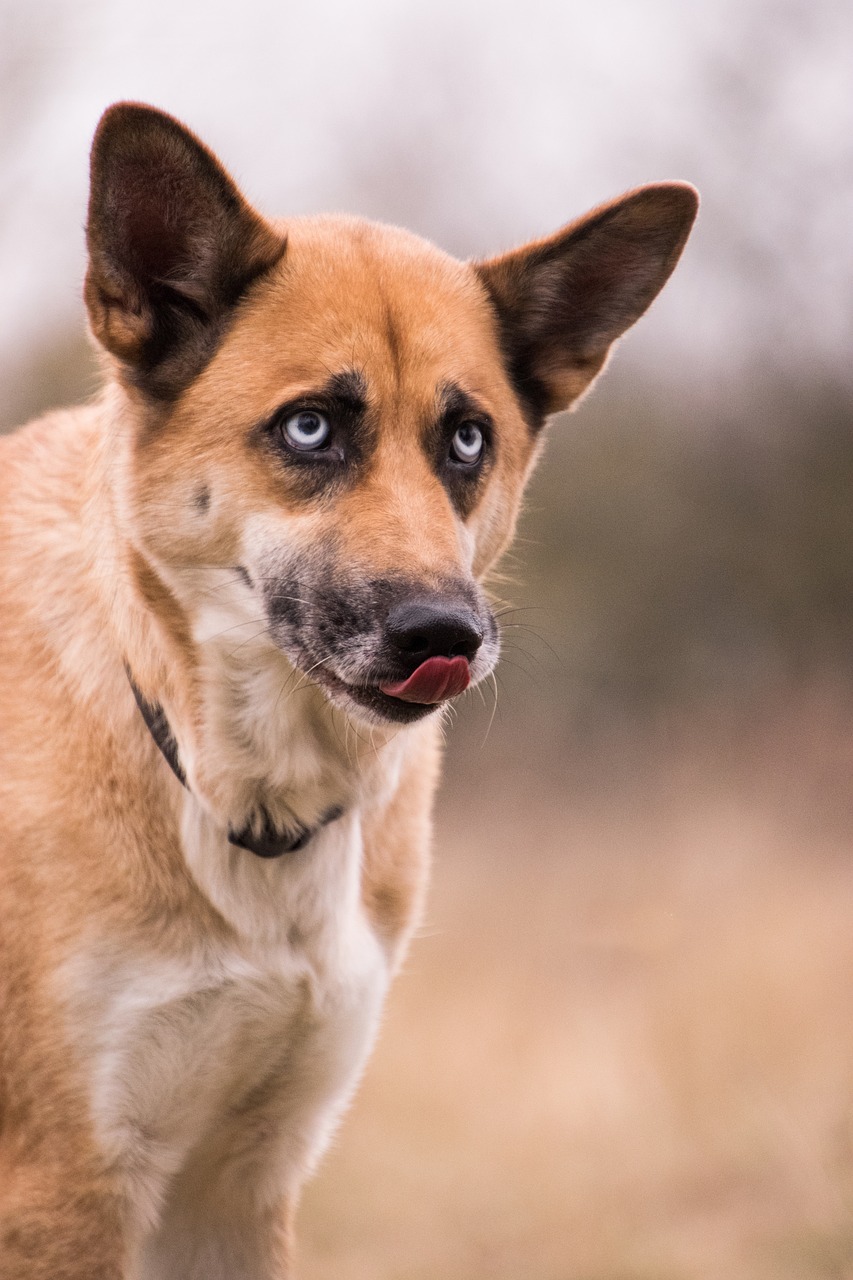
top-left (0, 103), bottom-right (697, 1278)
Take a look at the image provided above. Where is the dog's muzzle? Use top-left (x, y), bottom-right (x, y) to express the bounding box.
top-left (264, 569), bottom-right (498, 724)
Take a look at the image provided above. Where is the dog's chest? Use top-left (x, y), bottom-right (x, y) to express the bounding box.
top-left (64, 821), bottom-right (389, 1223)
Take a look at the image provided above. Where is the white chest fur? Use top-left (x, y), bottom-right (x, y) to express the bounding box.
top-left (58, 561), bottom-right (409, 1274)
top-left (62, 809), bottom-right (389, 1260)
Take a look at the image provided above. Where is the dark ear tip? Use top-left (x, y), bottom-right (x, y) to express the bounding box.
top-left (91, 102), bottom-right (200, 168)
top-left (94, 101), bottom-right (161, 143)
top-left (630, 180), bottom-right (700, 227)
top-left (95, 100), bottom-right (185, 132)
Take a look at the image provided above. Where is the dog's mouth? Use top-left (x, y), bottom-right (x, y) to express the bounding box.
top-left (262, 571), bottom-right (497, 725)
top-left (310, 655), bottom-right (472, 724)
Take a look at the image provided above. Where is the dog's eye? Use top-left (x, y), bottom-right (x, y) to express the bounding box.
top-left (449, 423), bottom-right (484, 466)
top-left (283, 411), bottom-right (331, 451)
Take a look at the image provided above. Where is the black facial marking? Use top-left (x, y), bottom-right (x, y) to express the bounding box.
top-left (439, 383), bottom-right (482, 422)
top-left (194, 484), bottom-right (210, 513)
top-left (323, 368), bottom-right (368, 410)
top-left (501, 349), bottom-right (552, 432)
top-left (267, 574), bottom-right (305, 628)
top-left (234, 564), bottom-right (253, 589)
top-left (426, 381), bottom-right (494, 518)
top-left (255, 367), bottom-right (374, 502)
top-left (476, 277), bottom-right (551, 432)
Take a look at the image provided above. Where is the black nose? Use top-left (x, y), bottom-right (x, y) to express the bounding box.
top-left (386, 598), bottom-right (484, 664)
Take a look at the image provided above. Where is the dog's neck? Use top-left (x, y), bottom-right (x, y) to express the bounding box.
top-left (83, 402), bottom-right (406, 850)
top-left (126, 671), bottom-right (346, 858)
top-left (124, 555), bottom-right (403, 849)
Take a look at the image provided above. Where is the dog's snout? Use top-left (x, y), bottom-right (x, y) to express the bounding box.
top-left (386, 598), bottom-right (483, 664)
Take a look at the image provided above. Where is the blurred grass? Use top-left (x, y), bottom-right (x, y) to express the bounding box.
top-left (300, 690), bottom-right (853, 1279)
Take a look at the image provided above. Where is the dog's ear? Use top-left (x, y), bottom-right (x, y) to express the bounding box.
top-left (84, 103), bottom-right (286, 400)
top-left (475, 183), bottom-right (698, 425)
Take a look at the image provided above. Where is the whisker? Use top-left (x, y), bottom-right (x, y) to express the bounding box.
top-left (482, 671), bottom-right (500, 748)
top-left (284, 655), bottom-right (333, 700)
top-left (198, 617), bottom-right (270, 644)
top-left (499, 621), bottom-right (564, 669)
top-left (493, 604), bottom-right (549, 620)
top-left (344, 718), bottom-right (358, 767)
top-left (225, 626), bottom-right (276, 656)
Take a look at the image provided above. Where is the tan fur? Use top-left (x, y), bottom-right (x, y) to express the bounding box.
top-left (0, 104), bottom-right (696, 1278)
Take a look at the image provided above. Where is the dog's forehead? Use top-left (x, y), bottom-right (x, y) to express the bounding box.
top-left (211, 214), bottom-right (508, 404)
top-left (273, 214), bottom-right (478, 318)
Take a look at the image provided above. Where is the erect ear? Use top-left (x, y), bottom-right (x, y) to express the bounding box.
top-left (84, 102), bottom-right (286, 400)
top-left (475, 182), bottom-right (698, 426)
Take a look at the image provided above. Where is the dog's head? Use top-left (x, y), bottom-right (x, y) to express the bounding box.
top-left (85, 104), bottom-right (697, 726)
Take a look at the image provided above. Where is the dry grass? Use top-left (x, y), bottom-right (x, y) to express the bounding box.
top-left (298, 688), bottom-right (853, 1279)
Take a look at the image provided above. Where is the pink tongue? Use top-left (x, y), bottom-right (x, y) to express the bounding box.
top-left (379, 655), bottom-right (470, 704)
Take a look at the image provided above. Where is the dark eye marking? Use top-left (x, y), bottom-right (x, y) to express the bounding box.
top-left (324, 368), bottom-right (369, 406)
top-left (258, 368), bottom-right (371, 479)
top-left (429, 382), bottom-right (494, 517)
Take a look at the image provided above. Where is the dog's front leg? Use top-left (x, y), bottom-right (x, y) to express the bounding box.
top-left (137, 1187), bottom-right (294, 1280)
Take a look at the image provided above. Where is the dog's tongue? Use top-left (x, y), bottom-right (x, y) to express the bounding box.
top-left (379, 655), bottom-right (470, 704)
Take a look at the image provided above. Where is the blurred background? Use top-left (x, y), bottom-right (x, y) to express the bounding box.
top-left (3, 1), bottom-right (853, 1275)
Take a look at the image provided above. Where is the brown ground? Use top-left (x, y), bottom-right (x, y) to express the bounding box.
top-left (299, 686), bottom-right (853, 1280)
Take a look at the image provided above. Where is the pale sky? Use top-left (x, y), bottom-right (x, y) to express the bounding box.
top-left (2, 0), bottom-right (851, 411)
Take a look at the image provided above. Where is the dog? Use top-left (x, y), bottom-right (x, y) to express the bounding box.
top-left (0, 102), bottom-right (697, 1278)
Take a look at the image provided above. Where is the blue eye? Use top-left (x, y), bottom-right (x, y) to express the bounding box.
top-left (283, 411), bottom-right (331, 451)
top-left (450, 422), bottom-right (484, 465)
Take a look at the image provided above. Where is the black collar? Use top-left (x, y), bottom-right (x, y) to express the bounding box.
top-left (127, 673), bottom-right (342, 859)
